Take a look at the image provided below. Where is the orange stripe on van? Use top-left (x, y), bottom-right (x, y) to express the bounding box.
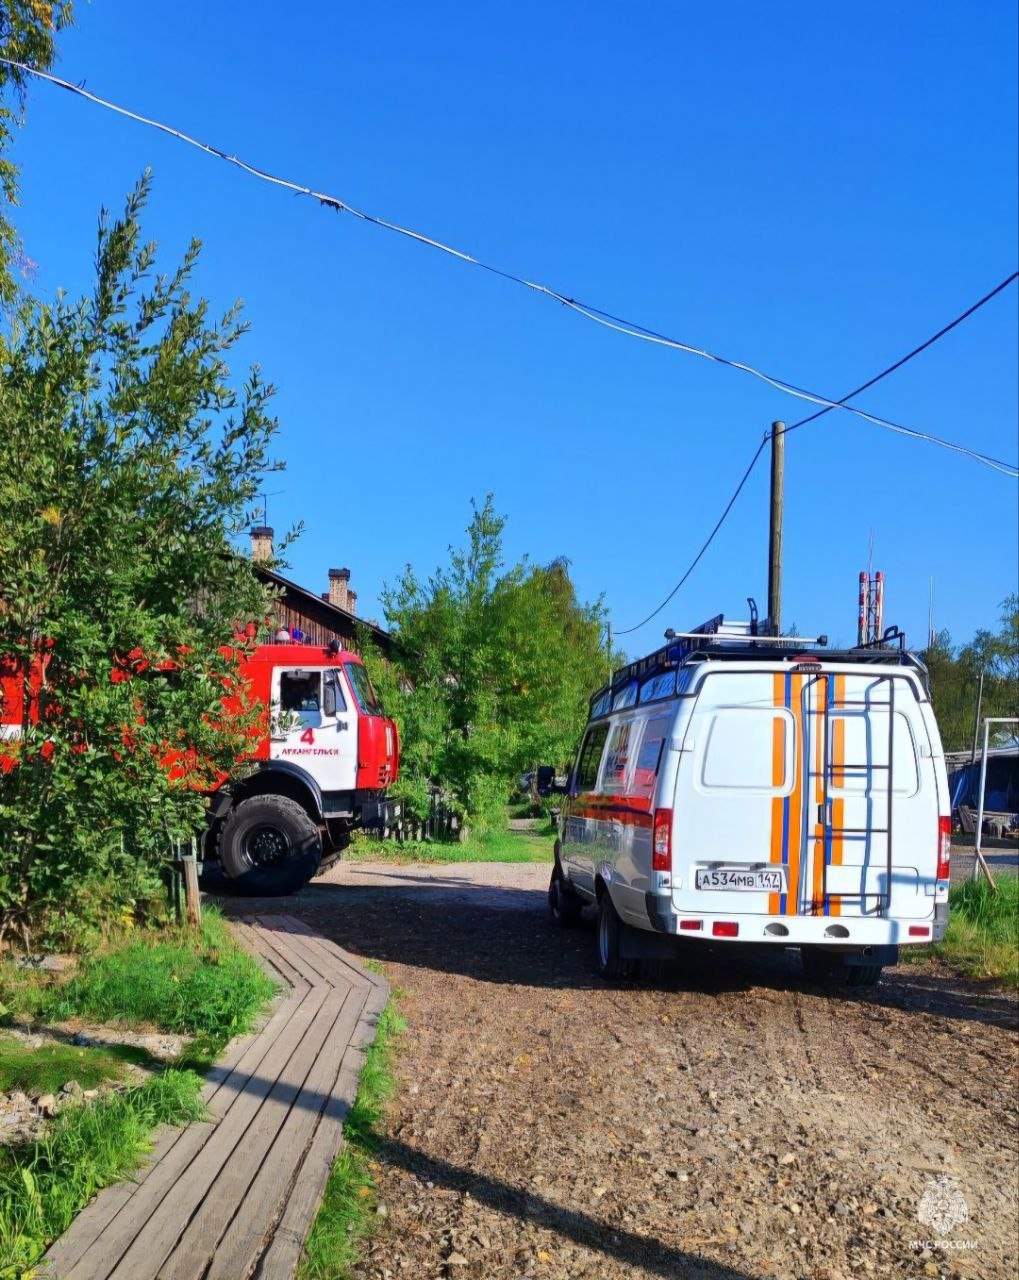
top-left (811, 676), bottom-right (827, 914)
top-left (830, 674), bottom-right (846, 917)
top-left (769, 673), bottom-right (785, 914)
top-left (785, 673), bottom-right (804, 915)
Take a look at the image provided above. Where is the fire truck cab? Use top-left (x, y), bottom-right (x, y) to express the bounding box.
top-left (205, 642), bottom-right (400, 894)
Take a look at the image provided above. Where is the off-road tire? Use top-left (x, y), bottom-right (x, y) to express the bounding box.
top-left (216, 794), bottom-right (322, 896)
top-left (548, 866), bottom-right (583, 928)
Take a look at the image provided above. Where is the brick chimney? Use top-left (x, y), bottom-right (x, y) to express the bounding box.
top-left (328, 567), bottom-right (351, 611)
top-left (250, 526), bottom-right (274, 562)
top-left (347, 589), bottom-right (357, 616)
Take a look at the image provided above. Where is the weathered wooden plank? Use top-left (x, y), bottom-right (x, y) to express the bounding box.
top-left (184, 984), bottom-right (366, 1280)
top-left (67, 981), bottom-right (327, 1280)
top-left (255, 983), bottom-right (389, 1279)
top-left (46, 940), bottom-right (297, 1276)
top-left (267, 913), bottom-right (385, 995)
top-left (159, 979), bottom-right (358, 1280)
top-left (282, 926), bottom-right (384, 997)
top-left (255, 915), bottom-right (350, 987)
top-left (44, 915), bottom-right (387, 1280)
top-left (232, 919), bottom-right (311, 992)
top-left (259, 916), bottom-right (373, 994)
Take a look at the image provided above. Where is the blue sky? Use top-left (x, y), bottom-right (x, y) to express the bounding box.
top-left (10, 0), bottom-right (1018, 655)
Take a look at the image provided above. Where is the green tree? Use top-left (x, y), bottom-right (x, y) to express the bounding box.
top-left (0, 1), bottom-right (73, 306)
top-left (361, 497), bottom-right (608, 834)
top-left (0, 176), bottom-right (281, 941)
top-left (923, 595), bottom-right (1018, 751)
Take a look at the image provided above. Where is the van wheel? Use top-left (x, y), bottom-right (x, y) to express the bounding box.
top-left (548, 868), bottom-right (583, 928)
top-left (801, 948), bottom-right (883, 988)
top-left (596, 895), bottom-right (638, 981)
top-left (217, 795), bottom-right (322, 896)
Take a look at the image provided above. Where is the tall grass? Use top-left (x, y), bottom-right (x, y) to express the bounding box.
top-left (298, 1001), bottom-right (405, 1280)
top-left (39, 910), bottom-right (275, 1063)
top-left (0, 1071), bottom-right (205, 1277)
top-left (934, 876), bottom-right (1019, 985)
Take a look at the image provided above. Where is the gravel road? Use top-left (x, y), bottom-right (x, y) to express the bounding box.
top-left (232, 860), bottom-right (1018, 1280)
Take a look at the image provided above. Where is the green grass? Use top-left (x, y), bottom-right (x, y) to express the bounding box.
top-left (298, 1001), bottom-right (405, 1280)
top-left (37, 909), bottom-right (276, 1065)
top-left (348, 826), bottom-right (554, 865)
top-left (0, 1070), bottom-right (205, 1278)
top-left (905, 877), bottom-right (1019, 986)
top-left (0, 1038), bottom-right (150, 1095)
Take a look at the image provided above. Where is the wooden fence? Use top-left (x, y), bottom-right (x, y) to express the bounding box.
top-left (362, 793), bottom-right (461, 843)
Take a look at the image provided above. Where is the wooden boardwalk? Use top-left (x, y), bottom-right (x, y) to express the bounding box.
top-left (43, 914), bottom-right (388, 1280)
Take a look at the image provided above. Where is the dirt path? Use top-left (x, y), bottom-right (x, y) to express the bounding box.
top-left (230, 862), bottom-right (1018, 1280)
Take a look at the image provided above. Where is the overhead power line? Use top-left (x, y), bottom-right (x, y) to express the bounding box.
top-left (615, 434), bottom-right (769, 636)
top-left (3, 57), bottom-right (1017, 477)
top-left (616, 278), bottom-right (1019, 636)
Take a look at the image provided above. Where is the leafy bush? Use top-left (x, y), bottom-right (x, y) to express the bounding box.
top-left (0, 176), bottom-right (283, 942)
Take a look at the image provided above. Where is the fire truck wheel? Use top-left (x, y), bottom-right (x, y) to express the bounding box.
top-left (596, 894), bottom-right (639, 981)
top-left (801, 948), bottom-right (883, 988)
top-left (217, 795), bottom-right (322, 895)
top-left (548, 867), bottom-right (583, 928)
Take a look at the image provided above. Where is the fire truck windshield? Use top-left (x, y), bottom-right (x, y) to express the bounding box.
top-left (345, 662), bottom-right (382, 715)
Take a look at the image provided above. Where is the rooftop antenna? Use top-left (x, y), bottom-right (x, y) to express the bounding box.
top-left (254, 489), bottom-right (285, 528)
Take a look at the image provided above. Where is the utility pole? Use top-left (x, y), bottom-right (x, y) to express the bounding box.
top-left (767, 421), bottom-right (785, 635)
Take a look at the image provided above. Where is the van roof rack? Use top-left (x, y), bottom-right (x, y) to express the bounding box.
top-left (591, 616), bottom-right (927, 717)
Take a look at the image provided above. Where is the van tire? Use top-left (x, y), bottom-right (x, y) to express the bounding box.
top-left (801, 948), bottom-right (883, 988)
top-left (548, 868), bottom-right (583, 928)
top-left (217, 795), bottom-right (322, 896)
top-left (596, 895), bottom-right (638, 981)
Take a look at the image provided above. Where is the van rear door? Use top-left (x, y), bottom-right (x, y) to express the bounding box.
top-left (670, 668), bottom-right (938, 921)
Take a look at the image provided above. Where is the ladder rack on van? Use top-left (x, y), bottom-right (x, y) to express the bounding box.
top-left (591, 616), bottom-right (928, 719)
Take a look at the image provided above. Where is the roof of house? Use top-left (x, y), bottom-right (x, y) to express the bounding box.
top-left (253, 564), bottom-right (392, 651)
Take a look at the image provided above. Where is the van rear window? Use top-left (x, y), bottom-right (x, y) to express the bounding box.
top-left (701, 708), bottom-right (793, 793)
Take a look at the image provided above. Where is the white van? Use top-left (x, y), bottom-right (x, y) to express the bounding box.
top-left (547, 616), bottom-right (951, 985)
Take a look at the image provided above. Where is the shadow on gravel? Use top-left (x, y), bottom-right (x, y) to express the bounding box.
top-left (224, 884), bottom-right (1017, 1031)
top-left (372, 1135), bottom-right (754, 1280)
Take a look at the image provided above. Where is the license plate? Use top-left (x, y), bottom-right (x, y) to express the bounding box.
top-left (695, 866), bottom-right (785, 892)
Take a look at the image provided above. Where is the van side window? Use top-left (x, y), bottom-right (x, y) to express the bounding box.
top-left (575, 723), bottom-right (609, 792)
top-left (630, 714), bottom-right (672, 797)
top-left (602, 722), bottom-right (634, 793)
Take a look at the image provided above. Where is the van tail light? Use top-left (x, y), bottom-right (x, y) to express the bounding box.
top-left (652, 808), bottom-right (672, 871)
top-left (937, 816), bottom-right (951, 880)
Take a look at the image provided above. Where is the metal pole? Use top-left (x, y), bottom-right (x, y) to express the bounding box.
top-left (606, 621), bottom-right (613, 681)
top-left (972, 719), bottom-right (990, 883)
top-left (768, 421), bottom-right (785, 635)
top-left (969, 670), bottom-right (985, 768)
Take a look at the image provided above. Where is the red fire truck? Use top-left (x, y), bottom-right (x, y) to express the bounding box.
top-left (0, 640), bottom-right (401, 895)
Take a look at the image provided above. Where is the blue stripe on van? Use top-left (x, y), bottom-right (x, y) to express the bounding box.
top-left (779, 670), bottom-right (791, 914)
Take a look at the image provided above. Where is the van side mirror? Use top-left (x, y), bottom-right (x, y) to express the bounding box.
top-left (323, 682), bottom-right (337, 718)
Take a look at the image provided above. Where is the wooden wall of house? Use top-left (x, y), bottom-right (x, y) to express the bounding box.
top-left (271, 595), bottom-right (360, 651)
